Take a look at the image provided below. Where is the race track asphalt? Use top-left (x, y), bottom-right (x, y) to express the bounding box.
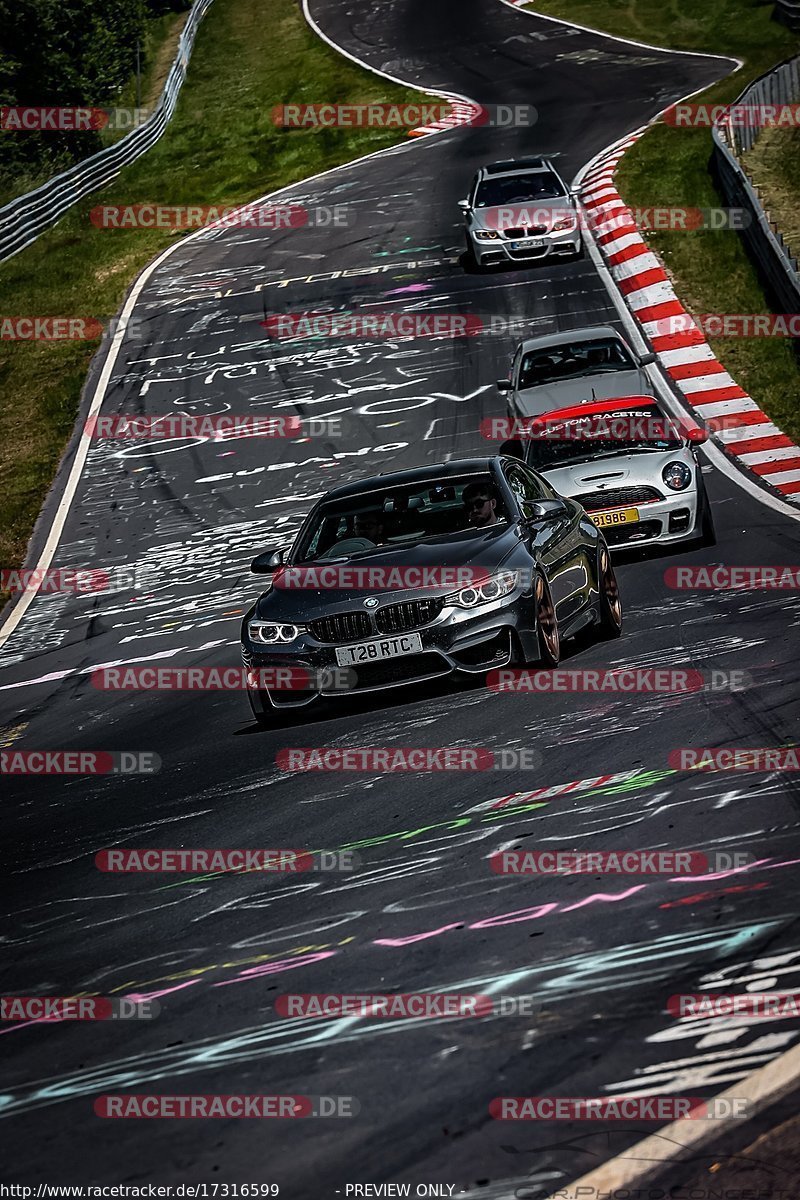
top-left (2, 2), bottom-right (799, 1194)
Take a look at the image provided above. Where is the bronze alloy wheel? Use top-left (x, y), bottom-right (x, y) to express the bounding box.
top-left (598, 545), bottom-right (623, 638)
top-left (535, 572), bottom-right (560, 666)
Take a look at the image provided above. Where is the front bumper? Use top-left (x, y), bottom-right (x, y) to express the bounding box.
top-left (589, 491), bottom-right (702, 549)
top-left (242, 591), bottom-right (532, 711)
top-left (470, 228), bottom-right (581, 266)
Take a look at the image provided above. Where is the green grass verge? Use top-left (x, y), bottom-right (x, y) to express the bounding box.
top-left (98, 9), bottom-right (191, 150)
top-left (0, 0), bottom-right (426, 578)
top-left (743, 123), bottom-right (800, 257)
top-left (526, 0), bottom-right (800, 446)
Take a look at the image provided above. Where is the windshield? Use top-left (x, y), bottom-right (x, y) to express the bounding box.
top-left (525, 411), bottom-right (682, 470)
top-left (518, 337), bottom-right (635, 389)
top-left (475, 172), bottom-right (566, 207)
top-left (295, 475), bottom-right (510, 561)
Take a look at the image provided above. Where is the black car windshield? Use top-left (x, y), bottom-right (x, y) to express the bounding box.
top-left (475, 172), bottom-right (566, 207)
top-left (518, 337), bottom-right (635, 389)
top-left (525, 410), bottom-right (682, 470)
top-left (295, 475), bottom-right (510, 561)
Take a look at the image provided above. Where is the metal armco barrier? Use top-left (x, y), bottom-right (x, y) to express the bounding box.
top-left (774, 0), bottom-right (800, 31)
top-left (0, 0), bottom-right (216, 263)
top-left (712, 55), bottom-right (800, 320)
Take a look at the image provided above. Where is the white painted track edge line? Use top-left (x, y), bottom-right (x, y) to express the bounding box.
top-left (0, 6), bottom-right (481, 651)
top-left (547, 1039), bottom-right (800, 1199)
top-left (498, 0), bottom-right (743, 66)
top-left (301, 0), bottom-right (478, 104)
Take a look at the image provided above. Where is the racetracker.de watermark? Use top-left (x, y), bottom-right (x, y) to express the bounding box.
top-left (82, 415), bottom-right (339, 440)
top-left (488, 205), bottom-right (748, 232)
top-left (1, 996), bottom-right (158, 1021)
top-left (0, 316), bottom-right (141, 341)
top-left (275, 993), bottom-right (539, 1018)
top-left (480, 415), bottom-right (707, 442)
top-left (94, 1095), bottom-right (358, 1118)
top-left (669, 993), bottom-right (800, 1018)
top-left (273, 565), bottom-right (492, 590)
top-left (275, 747), bottom-right (541, 771)
top-left (650, 313), bottom-right (800, 338)
top-left (664, 102), bottom-right (800, 127)
top-left (261, 312), bottom-right (482, 339)
top-left (271, 102), bottom-right (536, 128)
top-left (665, 566), bottom-right (800, 589)
top-left (0, 565), bottom-right (157, 595)
top-left (95, 848), bottom-right (358, 873)
top-left (1, 750), bottom-right (160, 775)
top-left (490, 849), bottom-right (755, 875)
top-left (89, 203), bottom-right (352, 229)
top-left (91, 667), bottom-right (357, 692)
top-left (671, 747), bottom-right (800, 772)
top-left (486, 668), bottom-right (751, 694)
top-left (277, 744), bottom-right (544, 772)
top-left (0, 106), bottom-right (149, 131)
top-left (489, 1097), bottom-right (749, 1120)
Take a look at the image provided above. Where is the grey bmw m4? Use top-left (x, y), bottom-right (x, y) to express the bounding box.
top-left (241, 457), bottom-right (622, 725)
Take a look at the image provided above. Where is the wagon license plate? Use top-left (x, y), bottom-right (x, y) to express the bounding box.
top-left (335, 633), bottom-right (423, 666)
top-left (591, 507), bottom-right (640, 529)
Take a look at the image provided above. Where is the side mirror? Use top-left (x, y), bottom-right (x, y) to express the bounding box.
top-left (496, 378), bottom-right (511, 393)
top-left (639, 351), bottom-right (656, 366)
top-left (251, 548), bottom-right (286, 574)
top-left (686, 425), bottom-right (708, 445)
top-left (458, 198), bottom-right (471, 212)
top-left (527, 498), bottom-right (567, 521)
top-left (499, 438), bottom-right (524, 460)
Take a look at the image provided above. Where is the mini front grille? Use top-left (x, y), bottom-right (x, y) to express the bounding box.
top-left (310, 611), bottom-right (372, 643)
top-left (375, 598), bottom-right (443, 634)
top-left (605, 520), bottom-right (662, 546)
top-left (574, 486), bottom-right (662, 511)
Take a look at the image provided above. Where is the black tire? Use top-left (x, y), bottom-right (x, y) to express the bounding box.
top-left (247, 688), bottom-right (275, 729)
top-left (699, 495), bottom-right (716, 547)
top-left (534, 572), bottom-right (561, 667)
top-left (597, 543), bottom-right (623, 639)
top-left (464, 233), bottom-right (481, 271)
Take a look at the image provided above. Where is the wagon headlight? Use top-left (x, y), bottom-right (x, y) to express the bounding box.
top-left (475, 230), bottom-right (501, 241)
top-left (248, 620), bottom-right (306, 644)
top-left (662, 461), bottom-right (692, 491)
top-left (444, 570), bottom-right (518, 608)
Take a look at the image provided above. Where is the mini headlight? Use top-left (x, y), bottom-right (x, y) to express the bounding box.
top-left (475, 230), bottom-right (501, 241)
top-left (662, 461), bottom-right (692, 491)
top-left (444, 570), bottom-right (518, 609)
top-left (248, 621), bottom-right (305, 644)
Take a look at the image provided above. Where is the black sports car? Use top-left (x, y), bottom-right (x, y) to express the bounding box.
top-left (241, 457), bottom-right (622, 725)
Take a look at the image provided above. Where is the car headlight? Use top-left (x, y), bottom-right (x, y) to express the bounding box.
top-left (444, 570), bottom-right (518, 608)
top-left (248, 620), bottom-right (306, 645)
top-left (662, 461), bottom-right (693, 491)
top-left (551, 215), bottom-right (576, 232)
top-left (474, 230), bottom-right (501, 241)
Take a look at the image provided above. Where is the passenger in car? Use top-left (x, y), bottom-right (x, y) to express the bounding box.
top-left (353, 511), bottom-right (387, 545)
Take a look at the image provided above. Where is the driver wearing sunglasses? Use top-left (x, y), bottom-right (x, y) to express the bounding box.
top-left (462, 482), bottom-right (499, 529)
